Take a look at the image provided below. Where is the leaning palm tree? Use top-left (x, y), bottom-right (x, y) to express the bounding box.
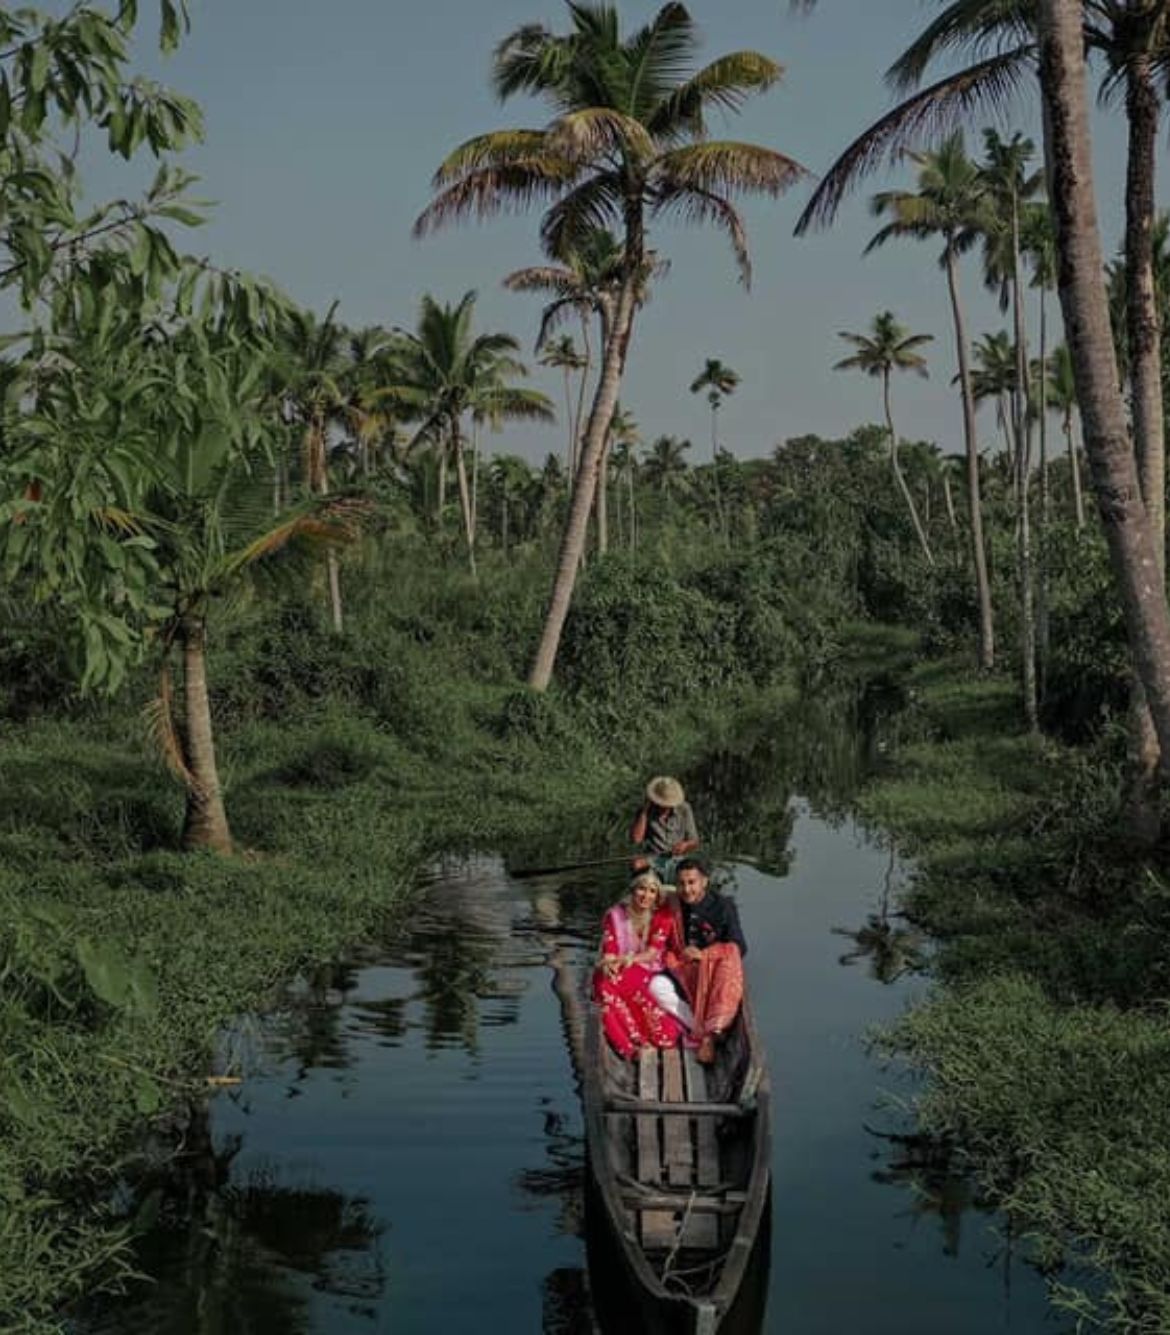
top-left (391, 291), bottom-right (554, 577)
top-left (416, 1), bottom-right (807, 690)
top-left (690, 357), bottom-right (740, 545)
top-left (835, 311), bottom-right (936, 566)
top-left (1038, 0), bottom-right (1170, 795)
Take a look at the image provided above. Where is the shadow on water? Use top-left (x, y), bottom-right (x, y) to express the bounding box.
top-left (74, 679), bottom-right (1059, 1335)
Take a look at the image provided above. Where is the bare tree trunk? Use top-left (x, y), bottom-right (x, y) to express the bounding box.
top-left (884, 373), bottom-right (934, 565)
top-left (437, 451), bottom-right (447, 525)
top-left (529, 278), bottom-right (637, 691)
top-left (1123, 48), bottom-right (1165, 828)
top-left (452, 421), bottom-right (477, 579)
top-left (1037, 285), bottom-right (1051, 702)
top-left (1038, 0), bottom-right (1170, 785)
top-left (471, 418), bottom-right (480, 542)
top-left (710, 402), bottom-right (728, 548)
top-left (1066, 411), bottom-right (1086, 528)
top-left (1010, 209), bottom-right (1039, 732)
top-left (573, 311), bottom-right (593, 486)
top-left (629, 466), bottom-right (637, 553)
top-left (180, 615), bottom-right (232, 855)
top-left (946, 242), bottom-right (995, 668)
top-left (943, 472), bottom-right (958, 534)
top-left (596, 438), bottom-right (610, 555)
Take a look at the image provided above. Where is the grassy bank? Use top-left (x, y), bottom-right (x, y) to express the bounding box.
top-left (858, 660), bottom-right (1170, 1334)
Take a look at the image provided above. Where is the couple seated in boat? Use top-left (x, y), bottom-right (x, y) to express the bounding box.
top-left (593, 859), bottom-right (746, 1066)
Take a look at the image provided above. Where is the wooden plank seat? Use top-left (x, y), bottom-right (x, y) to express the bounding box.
top-left (627, 1045), bottom-right (724, 1251)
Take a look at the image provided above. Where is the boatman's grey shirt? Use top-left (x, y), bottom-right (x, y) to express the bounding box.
top-left (644, 801), bottom-right (698, 854)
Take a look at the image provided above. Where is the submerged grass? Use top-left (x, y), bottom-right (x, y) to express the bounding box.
top-left (860, 658), bottom-right (1170, 1333)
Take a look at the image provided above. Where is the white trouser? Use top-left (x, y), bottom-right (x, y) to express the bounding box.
top-left (648, 973), bottom-right (695, 1031)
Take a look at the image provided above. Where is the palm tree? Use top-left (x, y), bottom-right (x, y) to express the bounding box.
top-left (1046, 343), bottom-right (1086, 529)
top-left (835, 311), bottom-right (936, 566)
top-left (1037, 0), bottom-right (1170, 794)
top-left (690, 357), bottom-right (740, 545)
top-left (392, 291), bottom-right (553, 577)
top-left (416, 1), bottom-right (807, 690)
top-left (143, 345), bottom-right (357, 853)
top-left (506, 227), bottom-right (630, 483)
top-left (599, 403), bottom-right (639, 554)
top-left (642, 434), bottom-right (691, 494)
top-left (863, 134), bottom-right (993, 662)
top-left (978, 128), bottom-right (1043, 729)
top-left (538, 334), bottom-right (587, 485)
top-left (280, 303), bottom-right (348, 632)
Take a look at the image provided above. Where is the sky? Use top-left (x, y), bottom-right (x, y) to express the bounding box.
top-left (74, 0), bottom-right (1149, 466)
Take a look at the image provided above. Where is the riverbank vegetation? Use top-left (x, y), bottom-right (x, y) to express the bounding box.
top-left (6, 1), bottom-right (1170, 1332)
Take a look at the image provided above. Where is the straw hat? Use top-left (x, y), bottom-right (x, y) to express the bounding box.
top-left (646, 775), bottom-right (685, 808)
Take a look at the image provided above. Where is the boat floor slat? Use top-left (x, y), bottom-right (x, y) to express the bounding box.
top-left (636, 1048), bottom-right (674, 1248)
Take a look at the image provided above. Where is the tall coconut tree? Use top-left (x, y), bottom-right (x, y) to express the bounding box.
top-left (416, 1), bottom-right (807, 690)
top-left (978, 128), bottom-right (1044, 729)
top-left (862, 134), bottom-right (993, 661)
top-left (392, 291), bottom-right (553, 577)
top-left (690, 357), bottom-right (740, 545)
top-left (835, 311), bottom-right (936, 565)
top-left (1037, 0), bottom-right (1170, 793)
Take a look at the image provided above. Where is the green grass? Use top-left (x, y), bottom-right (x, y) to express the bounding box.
top-left (861, 657), bottom-right (1170, 1332)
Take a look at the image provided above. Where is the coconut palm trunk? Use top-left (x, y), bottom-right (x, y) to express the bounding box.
top-left (574, 312), bottom-right (593, 485)
top-left (943, 471), bottom-right (959, 535)
top-left (1038, 0), bottom-right (1170, 780)
top-left (1009, 201), bottom-right (1039, 732)
top-left (1123, 48), bottom-right (1165, 815)
top-left (452, 420), bottom-right (478, 579)
top-left (946, 239), bottom-right (995, 669)
top-left (529, 273), bottom-right (637, 691)
top-left (1065, 406), bottom-right (1086, 528)
top-left (882, 371), bottom-right (934, 565)
top-left (1037, 283), bottom-right (1051, 700)
top-left (179, 614), bottom-right (232, 855)
top-left (596, 434), bottom-right (610, 555)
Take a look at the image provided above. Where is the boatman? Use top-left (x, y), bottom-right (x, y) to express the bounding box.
top-left (630, 775), bottom-right (700, 883)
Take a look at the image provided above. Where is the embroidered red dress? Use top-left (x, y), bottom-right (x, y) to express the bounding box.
top-left (592, 904), bottom-right (686, 1060)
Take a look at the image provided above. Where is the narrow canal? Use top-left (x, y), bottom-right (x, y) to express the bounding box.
top-left (81, 690), bottom-right (1059, 1334)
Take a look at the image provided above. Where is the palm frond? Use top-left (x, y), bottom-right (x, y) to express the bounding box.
top-left (651, 184), bottom-right (751, 285)
top-left (887, 0), bottom-right (1037, 93)
top-left (655, 141), bottom-right (809, 197)
top-left (625, 2), bottom-right (697, 122)
top-left (794, 46), bottom-right (1033, 236)
top-left (413, 160), bottom-right (578, 237)
top-left (651, 52), bottom-right (785, 137)
top-left (547, 107), bottom-right (655, 163)
top-left (432, 129), bottom-right (555, 185)
top-left (539, 173), bottom-right (624, 259)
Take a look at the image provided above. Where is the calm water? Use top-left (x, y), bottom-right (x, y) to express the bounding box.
top-left (79, 688), bottom-right (1060, 1334)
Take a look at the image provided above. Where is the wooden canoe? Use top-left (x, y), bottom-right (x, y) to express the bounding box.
top-left (582, 992), bottom-right (773, 1335)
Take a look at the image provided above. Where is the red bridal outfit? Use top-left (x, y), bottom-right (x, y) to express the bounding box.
top-left (592, 904), bottom-right (687, 1060)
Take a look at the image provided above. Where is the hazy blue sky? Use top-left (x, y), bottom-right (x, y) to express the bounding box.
top-left (80, 0), bottom-right (1146, 465)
